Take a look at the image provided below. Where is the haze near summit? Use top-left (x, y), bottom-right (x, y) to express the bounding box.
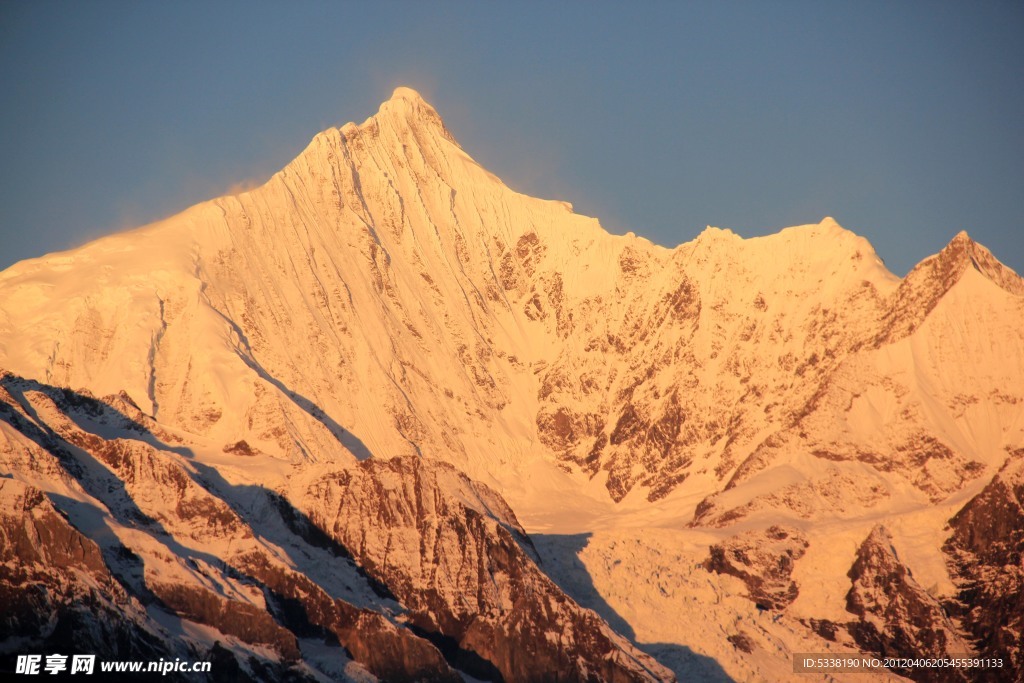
top-left (1, 1), bottom-right (1021, 275)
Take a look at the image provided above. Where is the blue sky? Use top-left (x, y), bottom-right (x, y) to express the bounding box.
top-left (2, 1), bottom-right (1021, 276)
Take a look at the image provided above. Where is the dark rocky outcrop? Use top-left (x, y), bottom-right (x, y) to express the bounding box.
top-left (0, 479), bottom-right (178, 673)
top-left (846, 525), bottom-right (969, 682)
top-left (0, 377), bottom-right (455, 681)
top-left (236, 550), bottom-right (458, 682)
top-left (704, 525), bottom-right (808, 610)
top-left (303, 456), bottom-right (675, 682)
top-left (2, 375), bottom-right (671, 681)
top-left (944, 454), bottom-right (1024, 682)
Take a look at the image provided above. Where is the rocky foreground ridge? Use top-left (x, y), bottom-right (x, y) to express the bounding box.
top-left (0, 372), bottom-right (671, 681)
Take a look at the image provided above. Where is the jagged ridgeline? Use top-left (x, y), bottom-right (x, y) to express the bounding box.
top-left (2, 88), bottom-right (1022, 681)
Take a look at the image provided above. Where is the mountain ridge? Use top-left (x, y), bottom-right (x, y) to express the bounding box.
top-left (1, 89), bottom-right (1020, 509)
top-left (2, 88), bottom-right (1020, 516)
top-left (3, 88), bottom-right (1023, 681)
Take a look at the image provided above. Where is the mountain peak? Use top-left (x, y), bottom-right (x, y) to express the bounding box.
top-left (934, 230), bottom-right (1023, 295)
top-left (370, 86), bottom-right (456, 145)
top-left (376, 86), bottom-right (439, 121)
top-left (876, 227), bottom-right (1024, 343)
top-left (941, 229), bottom-right (982, 257)
top-left (288, 87), bottom-right (459, 184)
top-left (389, 86), bottom-right (426, 102)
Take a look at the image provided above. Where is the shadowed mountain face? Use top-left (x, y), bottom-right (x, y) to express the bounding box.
top-left (944, 455), bottom-right (1024, 681)
top-left (0, 373), bottom-right (672, 682)
top-left (1, 88), bottom-right (1023, 681)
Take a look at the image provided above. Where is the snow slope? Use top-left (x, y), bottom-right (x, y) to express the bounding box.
top-left (2, 87), bottom-right (1022, 681)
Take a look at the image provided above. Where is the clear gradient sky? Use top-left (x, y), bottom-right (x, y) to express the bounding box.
top-left (2, 1), bottom-right (1022, 276)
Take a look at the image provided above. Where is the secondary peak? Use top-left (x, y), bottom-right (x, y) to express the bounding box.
top-left (949, 229), bottom-right (973, 245)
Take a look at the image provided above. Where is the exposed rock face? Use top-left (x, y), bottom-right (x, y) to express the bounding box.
top-left (1, 373), bottom-right (417, 680)
top-left (235, 550), bottom-right (457, 683)
top-left (530, 223), bottom-right (901, 504)
top-left (1, 372), bottom-right (666, 681)
top-left (302, 456), bottom-right (675, 682)
top-left (0, 478), bottom-right (172, 664)
top-left (944, 454), bottom-right (1024, 681)
top-left (845, 526), bottom-right (969, 682)
top-left (704, 525), bottom-right (808, 610)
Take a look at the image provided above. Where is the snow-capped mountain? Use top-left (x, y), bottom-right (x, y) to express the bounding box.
top-left (2, 87), bottom-right (1022, 681)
